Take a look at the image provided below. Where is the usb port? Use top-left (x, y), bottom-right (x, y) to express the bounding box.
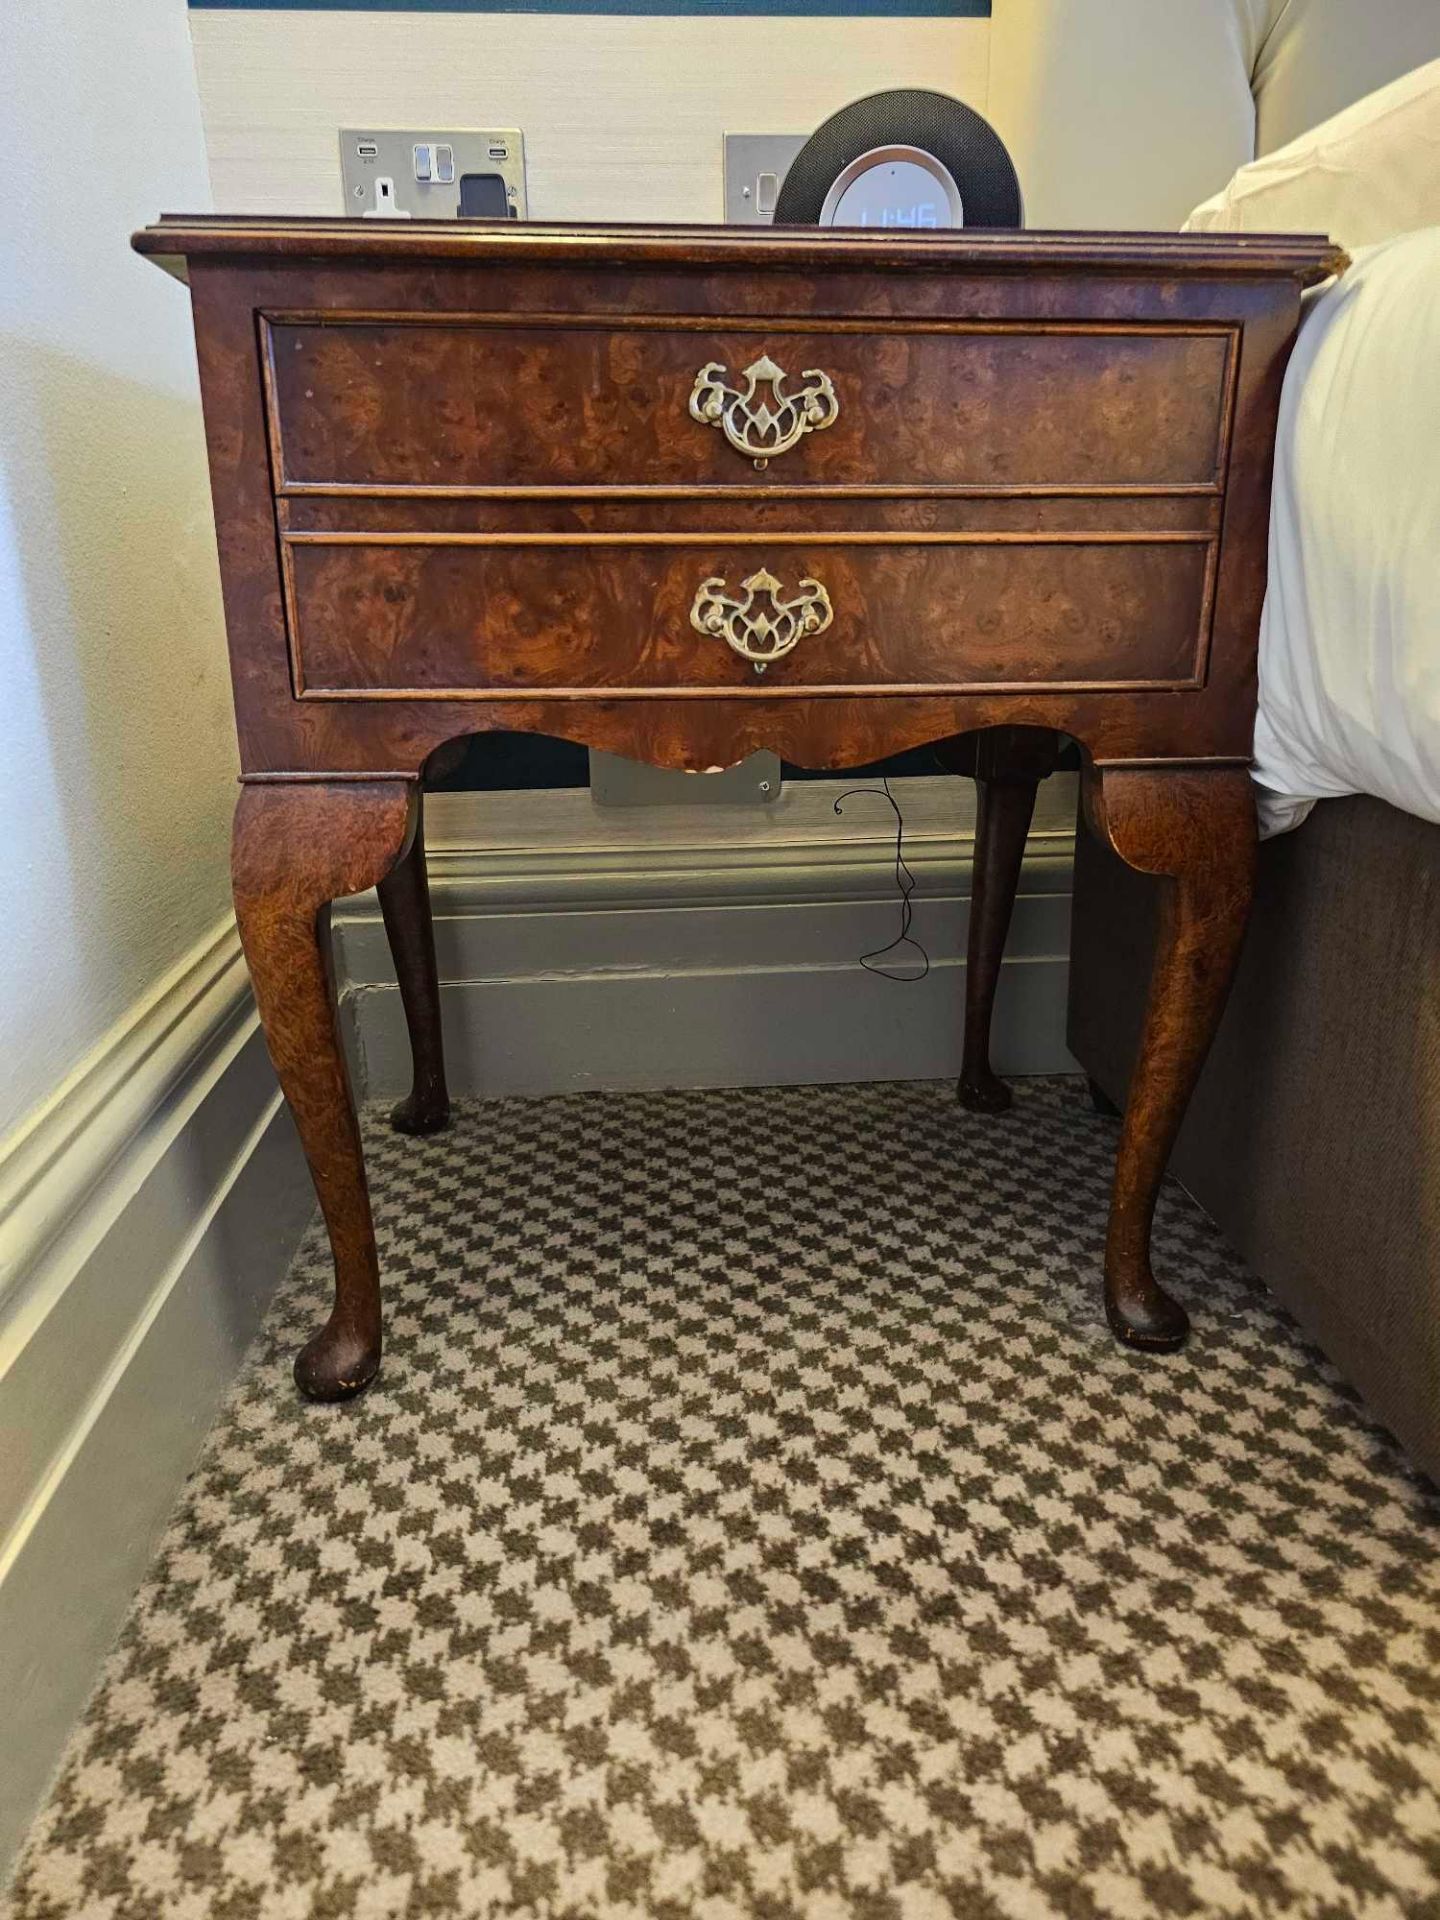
top-left (488, 145), bottom-right (508, 160)
top-left (356, 140), bottom-right (379, 159)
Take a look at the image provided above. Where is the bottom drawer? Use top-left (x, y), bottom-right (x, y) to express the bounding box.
top-left (282, 535), bottom-right (1213, 698)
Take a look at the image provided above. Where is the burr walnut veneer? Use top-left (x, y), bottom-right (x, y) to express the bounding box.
top-left (135, 217), bottom-right (1342, 1400)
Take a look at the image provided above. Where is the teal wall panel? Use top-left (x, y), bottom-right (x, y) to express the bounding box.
top-left (191, 0), bottom-right (988, 15)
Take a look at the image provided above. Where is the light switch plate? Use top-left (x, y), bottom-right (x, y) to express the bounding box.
top-left (340, 128), bottom-right (527, 220)
top-left (589, 750), bottom-right (782, 807)
top-left (723, 133), bottom-right (807, 224)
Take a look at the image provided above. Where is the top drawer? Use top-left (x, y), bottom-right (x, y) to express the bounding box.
top-left (261, 316), bottom-right (1235, 495)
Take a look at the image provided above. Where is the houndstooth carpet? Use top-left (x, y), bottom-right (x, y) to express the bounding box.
top-left (7, 1079), bottom-right (1440, 1920)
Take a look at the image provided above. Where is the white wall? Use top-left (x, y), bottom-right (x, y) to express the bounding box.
top-left (987, 0), bottom-right (1257, 228)
top-left (189, 9), bottom-right (989, 220)
top-left (0, 5), bottom-right (318, 1872)
top-left (0, 0), bottom-right (236, 1145)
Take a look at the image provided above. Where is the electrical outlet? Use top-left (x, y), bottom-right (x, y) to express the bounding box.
top-left (588, 750), bottom-right (782, 806)
top-left (361, 176), bottom-right (409, 220)
top-left (340, 128), bottom-right (527, 221)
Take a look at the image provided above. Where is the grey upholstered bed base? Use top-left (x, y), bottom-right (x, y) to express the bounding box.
top-left (1068, 793), bottom-right (1440, 1483)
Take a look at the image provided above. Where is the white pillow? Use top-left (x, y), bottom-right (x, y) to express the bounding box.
top-left (1183, 56), bottom-right (1440, 250)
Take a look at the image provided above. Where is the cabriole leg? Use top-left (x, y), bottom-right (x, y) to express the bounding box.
top-left (1084, 766), bottom-right (1256, 1351)
top-left (377, 792), bottom-right (451, 1136)
top-left (939, 727), bottom-right (1060, 1113)
top-left (232, 780), bottom-right (417, 1401)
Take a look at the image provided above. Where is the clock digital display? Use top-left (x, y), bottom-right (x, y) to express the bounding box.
top-left (826, 155), bottom-right (964, 231)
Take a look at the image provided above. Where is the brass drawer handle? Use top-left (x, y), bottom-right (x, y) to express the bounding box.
top-left (688, 355), bottom-right (839, 469)
top-left (690, 567), bottom-right (833, 675)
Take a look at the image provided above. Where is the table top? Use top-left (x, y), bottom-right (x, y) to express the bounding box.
top-left (133, 216), bottom-right (1346, 287)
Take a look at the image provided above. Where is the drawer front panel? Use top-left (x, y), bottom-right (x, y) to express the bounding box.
top-left (284, 536), bottom-right (1213, 697)
top-left (264, 319), bottom-right (1234, 494)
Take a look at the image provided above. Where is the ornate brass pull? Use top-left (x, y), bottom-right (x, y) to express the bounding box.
top-left (690, 567), bottom-right (833, 675)
top-left (688, 355), bottom-right (839, 469)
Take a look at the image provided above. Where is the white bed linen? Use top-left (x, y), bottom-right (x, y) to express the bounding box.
top-left (1185, 55), bottom-right (1440, 252)
top-left (1252, 226), bottom-right (1440, 836)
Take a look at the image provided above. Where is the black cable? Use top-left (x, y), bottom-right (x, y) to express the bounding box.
top-left (833, 776), bottom-right (930, 983)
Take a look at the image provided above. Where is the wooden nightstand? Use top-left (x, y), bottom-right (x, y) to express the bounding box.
top-left (135, 217), bottom-right (1342, 1399)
